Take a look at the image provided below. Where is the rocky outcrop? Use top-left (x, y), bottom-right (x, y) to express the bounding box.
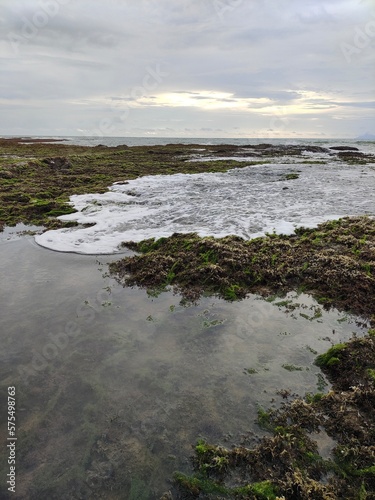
top-left (42, 157), bottom-right (72, 170)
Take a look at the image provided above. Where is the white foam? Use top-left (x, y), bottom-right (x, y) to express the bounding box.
top-left (35, 161), bottom-right (375, 254)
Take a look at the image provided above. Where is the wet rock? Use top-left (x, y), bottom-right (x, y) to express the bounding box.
top-left (42, 157), bottom-right (72, 170)
top-left (0, 169), bottom-right (14, 179)
top-left (111, 216), bottom-right (375, 323)
top-left (330, 146), bottom-right (359, 151)
top-left (301, 145), bottom-right (330, 153)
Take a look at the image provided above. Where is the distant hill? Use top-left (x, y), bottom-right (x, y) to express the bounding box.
top-left (356, 133), bottom-right (375, 141)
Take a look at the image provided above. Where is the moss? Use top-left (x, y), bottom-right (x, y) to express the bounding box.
top-left (174, 338), bottom-right (375, 499)
top-left (257, 406), bottom-right (274, 431)
top-left (305, 392), bottom-right (324, 403)
top-left (282, 364), bottom-right (304, 372)
top-left (223, 284), bottom-right (242, 301)
top-left (173, 472), bottom-right (229, 496)
top-left (366, 368), bottom-right (375, 382)
top-left (283, 173), bottom-right (299, 180)
top-left (111, 216), bottom-right (375, 324)
top-left (315, 343), bottom-right (347, 368)
top-left (1, 141), bottom-right (267, 230)
top-left (236, 481), bottom-right (278, 499)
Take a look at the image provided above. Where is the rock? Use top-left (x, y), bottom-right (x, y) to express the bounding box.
top-left (42, 157), bottom-right (72, 170)
top-left (0, 170), bottom-right (14, 179)
top-left (160, 492), bottom-right (173, 500)
top-left (337, 151), bottom-right (365, 158)
top-left (301, 146), bottom-right (330, 153)
top-left (330, 146), bottom-right (359, 151)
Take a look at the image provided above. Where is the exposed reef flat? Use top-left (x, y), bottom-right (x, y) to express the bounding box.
top-left (109, 216), bottom-right (375, 499)
top-left (111, 216), bottom-right (375, 325)
top-left (171, 332), bottom-right (375, 499)
top-left (1, 138), bottom-right (375, 498)
top-left (1, 139), bottom-right (374, 232)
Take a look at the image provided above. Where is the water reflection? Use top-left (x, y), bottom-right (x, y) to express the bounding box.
top-left (0, 238), bottom-right (367, 498)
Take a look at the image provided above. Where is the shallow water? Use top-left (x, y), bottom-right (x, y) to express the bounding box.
top-left (0, 238), bottom-right (368, 498)
top-left (36, 158), bottom-right (375, 254)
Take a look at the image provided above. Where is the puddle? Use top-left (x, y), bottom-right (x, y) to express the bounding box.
top-left (0, 223), bottom-right (45, 243)
top-left (0, 238), bottom-right (368, 498)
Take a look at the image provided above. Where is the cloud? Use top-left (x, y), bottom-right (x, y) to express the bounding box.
top-left (0, 0), bottom-right (373, 137)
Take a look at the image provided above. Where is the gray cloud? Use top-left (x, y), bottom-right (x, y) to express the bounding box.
top-left (0, 0), bottom-right (373, 138)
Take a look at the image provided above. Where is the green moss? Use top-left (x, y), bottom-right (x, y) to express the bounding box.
top-left (223, 284), bottom-right (241, 301)
top-left (173, 472), bottom-right (229, 495)
top-left (284, 173), bottom-right (299, 180)
top-left (315, 343), bottom-right (347, 368)
top-left (195, 439), bottom-right (211, 455)
top-left (355, 466), bottom-right (375, 476)
top-left (305, 392), bottom-right (324, 403)
top-left (257, 406), bottom-right (274, 431)
top-left (111, 216), bottom-right (375, 323)
top-left (235, 481), bottom-right (278, 499)
top-left (200, 249), bottom-right (218, 264)
top-left (366, 368), bottom-right (375, 382)
top-left (282, 364), bottom-right (304, 372)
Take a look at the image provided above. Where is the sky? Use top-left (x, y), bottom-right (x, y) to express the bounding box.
top-left (0, 0), bottom-right (374, 139)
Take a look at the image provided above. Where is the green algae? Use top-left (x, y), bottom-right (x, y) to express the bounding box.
top-left (111, 216), bottom-right (375, 325)
top-left (0, 140), bottom-right (260, 230)
top-left (315, 344), bottom-right (347, 368)
top-left (172, 334), bottom-right (375, 499)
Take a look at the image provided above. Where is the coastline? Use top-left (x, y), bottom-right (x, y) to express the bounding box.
top-left (1, 138), bottom-right (375, 498)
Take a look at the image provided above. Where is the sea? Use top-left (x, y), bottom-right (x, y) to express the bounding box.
top-left (19, 134), bottom-right (375, 151)
top-left (0, 136), bottom-right (374, 497)
top-left (26, 136), bottom-right (375, 255)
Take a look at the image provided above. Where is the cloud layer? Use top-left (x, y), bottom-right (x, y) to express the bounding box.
top-left (0, 0), bottom-right (374, 138)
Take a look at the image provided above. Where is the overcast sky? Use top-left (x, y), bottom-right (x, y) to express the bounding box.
top-left (0, 0), bottom-right (374, 138)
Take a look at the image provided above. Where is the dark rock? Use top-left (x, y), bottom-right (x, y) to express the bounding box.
top-left (337, 151), bottom-right (365, 158)
top-left (301, 146), bottom-right (330, 153)
top-left (330, 146), bottom-right (359, 151)
top-left (42, 157), bottom-right (72, 170)
top-left (0, 170), bottom-right (14, 179)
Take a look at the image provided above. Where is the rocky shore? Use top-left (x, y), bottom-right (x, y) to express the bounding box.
top-left (108, 215), bottom-right (375, 498)
top-left (1, 138), bottom-right (374, 498)
top-left (1, 138), bottom-right (374, 231)
top-left (169, 332), bottom-right (375, 499)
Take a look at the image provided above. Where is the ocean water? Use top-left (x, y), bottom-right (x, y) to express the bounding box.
top-left (34, 138), bottom-right (375, 254)
top-left (20, 135), bottom-right (375, 152)
top-left (1, 137), bottom-right (374, 497)
top-left (0, 236), bottom-right (368, 498)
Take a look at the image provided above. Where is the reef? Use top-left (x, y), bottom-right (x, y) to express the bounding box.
top-left (1, 138), bottom-right (374, 231)
top-left (109, 216), bottom-right (375, 499)
top-left (167, 332), bottom-right (375, 499)
top-left (110, 216), bottom-right (375, 325)
top-left (2, 138), bottom-right (375, 498)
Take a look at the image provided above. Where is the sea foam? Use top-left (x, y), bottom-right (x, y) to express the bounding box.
top-left (35, 161), bottom-right (375, 254)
